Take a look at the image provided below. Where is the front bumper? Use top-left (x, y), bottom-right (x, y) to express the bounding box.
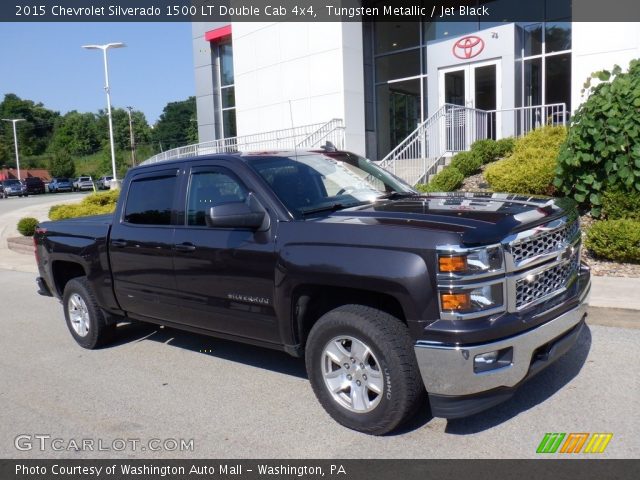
top-left (414, 278), bottom-right (590, 418)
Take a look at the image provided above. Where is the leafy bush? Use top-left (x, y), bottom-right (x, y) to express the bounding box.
top-left (470, 139), bottom-right (499, 164)
top-left (450, 151), bottom-right (483, 177)
top-left (49, 190), bottom-right (119, 221)
top-left (494, 138), bottom-right (516, 159)
top-left (601, 188), bottom-right (640, 220)
top-left (585, 219), bottom-right (640, 263)
top-left (416, 167), bottom-right (464, 193)
top-left (485, 126), bottom-right (566, 195)
top-left (17, 217), bottom-right (38, 237)
top-left (555, 59), bottom-right (640, 215)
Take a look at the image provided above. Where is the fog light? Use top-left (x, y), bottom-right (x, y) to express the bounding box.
top-left (475, 351), bottom-right (498, 365)
top-left (473, 347), bottom-right (513, 373)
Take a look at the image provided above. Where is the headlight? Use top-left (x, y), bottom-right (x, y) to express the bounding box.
top-left (439, 283), bottom-right (504, 315)
top-left (438, 245), bottom-right (504, 276)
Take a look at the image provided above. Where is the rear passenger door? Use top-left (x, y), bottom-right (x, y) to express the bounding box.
top-left (109, 168), bottom-right (183, 322)
top-left (172, 163), bottom-right (280, 343)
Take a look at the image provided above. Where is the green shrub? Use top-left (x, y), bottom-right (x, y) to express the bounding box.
top-left (470, 139), bottom-right (498, 164)
top-left (494, 137), bottom-right (516, 158)
top-left (417, 167), bottom-right (465, 193)
top-left (449, 151), bottom-right (483, 177)
top-left (82, 189), bottom-right (120, 207)
top-left (555, 59), bottom-right (640, 215)
top-left (585, 219), bottom-right (640, 263)
top-left (49, 190), bottom-right (120, 221)
top-left (17, 217), bottom-right (38, 237)
top-left (601, 188), bottom-right (640, 220)
top-left (485, 126), bottom-right (566, 195)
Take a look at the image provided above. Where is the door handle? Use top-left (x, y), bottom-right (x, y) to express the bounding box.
top-left (111, 239), bottom-right (127, 248)
top-left (174, 243), bottom-right (196, 252)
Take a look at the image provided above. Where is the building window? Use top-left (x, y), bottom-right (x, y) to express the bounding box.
top-left (217, 39), bottom-right (236, 138)
top-left (520, 19), bottom-right (572, 112)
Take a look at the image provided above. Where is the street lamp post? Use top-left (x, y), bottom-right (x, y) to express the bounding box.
top-left (2, 118), bottom-right (25, 181)
top-left (126, 106), bottom-right (136, 166)
top-left (82, 42), bottom-right (126, 188)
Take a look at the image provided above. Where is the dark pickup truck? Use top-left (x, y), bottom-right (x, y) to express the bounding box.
top-left (34, 150), bottom-right (590, 435)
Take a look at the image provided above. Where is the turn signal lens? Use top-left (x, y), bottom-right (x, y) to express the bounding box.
top-left (440, 293), bottom-right (471, 311)
top-left (439, 256), bottom-right (467, 273)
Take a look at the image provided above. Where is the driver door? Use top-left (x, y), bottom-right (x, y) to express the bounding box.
top-left (172, 164), bottom-right (280, 343)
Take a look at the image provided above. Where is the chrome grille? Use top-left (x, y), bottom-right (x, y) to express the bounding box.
top-left (515, 252), bottom-right (580, 309)
top-left (510, 220), bottom-right (579, 264)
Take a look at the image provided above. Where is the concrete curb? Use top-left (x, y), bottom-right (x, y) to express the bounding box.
top-left (7, 236), bottom-right (32, 255)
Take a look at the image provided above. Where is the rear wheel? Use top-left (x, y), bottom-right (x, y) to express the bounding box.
top-left (63, 277), bottom-right (116, 349)
top-left (305, 305), bottom-right (424, 435)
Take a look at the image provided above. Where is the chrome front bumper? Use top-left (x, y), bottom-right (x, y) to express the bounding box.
top-left (414, 280), bottom-right (590, 398)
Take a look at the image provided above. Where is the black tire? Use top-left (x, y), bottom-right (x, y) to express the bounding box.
top-left (62, 277), bottom-right (116, 349)
top-left (305, 305), bottom-right (425, 435)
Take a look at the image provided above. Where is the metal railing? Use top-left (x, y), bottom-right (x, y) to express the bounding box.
top-left (142, 118), bottom-right (345, 165)
top-left (379, 104), bottom-right (490, 185)
top-left (485, 103), bottom-right (567, 139)
top-left (378, 103), bottom-right (567, 185)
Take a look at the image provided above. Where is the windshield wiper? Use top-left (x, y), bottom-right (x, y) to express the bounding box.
top-left (376, 191), bottom-right (419, 200)
top-left (300, 202), bottom-right (365, 216)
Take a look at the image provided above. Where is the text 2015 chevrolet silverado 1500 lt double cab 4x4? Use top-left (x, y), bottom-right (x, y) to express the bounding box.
top-left (34, 150), bottom-right (590, 435)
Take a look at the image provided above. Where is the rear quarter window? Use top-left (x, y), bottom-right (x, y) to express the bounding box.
top-left (124, 175), bottom-right (177, 225)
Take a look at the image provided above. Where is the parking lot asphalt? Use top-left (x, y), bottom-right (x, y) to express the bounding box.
top-left (0, 269), bottom-right (638, 459)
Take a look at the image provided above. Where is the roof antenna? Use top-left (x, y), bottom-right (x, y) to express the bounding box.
top-left (289, 100), bottom-right (299, 161)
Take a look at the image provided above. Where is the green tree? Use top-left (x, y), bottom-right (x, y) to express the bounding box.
top-left (49, 149), bottom-right (76, 178)
top-left (0, 94), bottom-right (59, 161)
top-left (96, 108), bottom-right (152, 156)
top-left (97, 147), bottom-right (128, 179)
top-left (152, 97), bottom-right (197, 150)
top-left (49, 111), bottom-right (100, 156)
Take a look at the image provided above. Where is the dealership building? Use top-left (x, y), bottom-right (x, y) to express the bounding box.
top-left (184, 1), bottom-right (640, 182)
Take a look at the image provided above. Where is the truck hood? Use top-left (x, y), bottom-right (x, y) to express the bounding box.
top-left (317, 193), bottom-right (575, 245)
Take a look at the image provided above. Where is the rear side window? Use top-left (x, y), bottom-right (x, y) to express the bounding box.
top-left (124, 175), bottom-right (177, 225)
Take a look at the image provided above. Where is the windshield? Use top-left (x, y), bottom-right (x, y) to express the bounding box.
top-left (247, 153), bottom-right (416, 217)
top-left (79, 177), bottom-right (91, 181)
top-left (56, 178), bottom-right (69, 182)
top-left (4, 180), bottom-right (21, 186)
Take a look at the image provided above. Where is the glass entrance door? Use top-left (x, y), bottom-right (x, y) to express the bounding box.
top-left (439, 60), bottom-right (501, 143)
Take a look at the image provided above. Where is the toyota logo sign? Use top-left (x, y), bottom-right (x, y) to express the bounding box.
top-left (452, 36), bottom-right (485, 59)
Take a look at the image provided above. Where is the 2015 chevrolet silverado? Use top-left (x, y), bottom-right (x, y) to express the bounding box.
top-left (34, 150), bottom-right (591, 435)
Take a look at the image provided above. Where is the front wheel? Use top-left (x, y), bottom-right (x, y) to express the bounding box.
top-left (305, 305), bottom-right (425, 435)
top-left (63, 277), bottom-right (116, 349)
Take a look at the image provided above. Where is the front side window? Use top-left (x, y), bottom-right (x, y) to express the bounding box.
top-left (187, 170), bottom-right (247, 226)
top-left (124, 175), bottom-right (177, 225)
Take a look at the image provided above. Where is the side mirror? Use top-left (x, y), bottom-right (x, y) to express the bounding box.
top-left (207, 193), bottom-right (270, 231)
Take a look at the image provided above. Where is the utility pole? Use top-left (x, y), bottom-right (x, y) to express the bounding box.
top-left (126, 106), bottom-right (136, 166)
top-left (2, 118), bottom-right (25, 181)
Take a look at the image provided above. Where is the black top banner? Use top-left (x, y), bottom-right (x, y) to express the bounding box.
top-left (3, 0), bottom-right (640, 22)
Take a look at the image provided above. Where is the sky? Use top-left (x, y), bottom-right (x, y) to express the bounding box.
top-left (0, 22), bottom-right (194, 123)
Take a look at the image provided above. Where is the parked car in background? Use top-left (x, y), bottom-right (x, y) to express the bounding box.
top-left (48, 177), bottom-right (73, 193)
top-left (96, 176), bottom-right (113, 190)
top-left (73, 176), bottom-right (94, 191)
top-left (1, 179), bottom-right (27, 198)
top-left (24, 177), bottom-right (46, 195)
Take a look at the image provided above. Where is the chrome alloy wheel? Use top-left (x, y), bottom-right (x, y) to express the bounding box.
top-left (321, 336), bottom-right (384, 413)
top-left (68, 293), bottom-right (90, 337)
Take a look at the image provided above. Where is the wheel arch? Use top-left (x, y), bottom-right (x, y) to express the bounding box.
top-left (291, 284), bottom-right (407, 351)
